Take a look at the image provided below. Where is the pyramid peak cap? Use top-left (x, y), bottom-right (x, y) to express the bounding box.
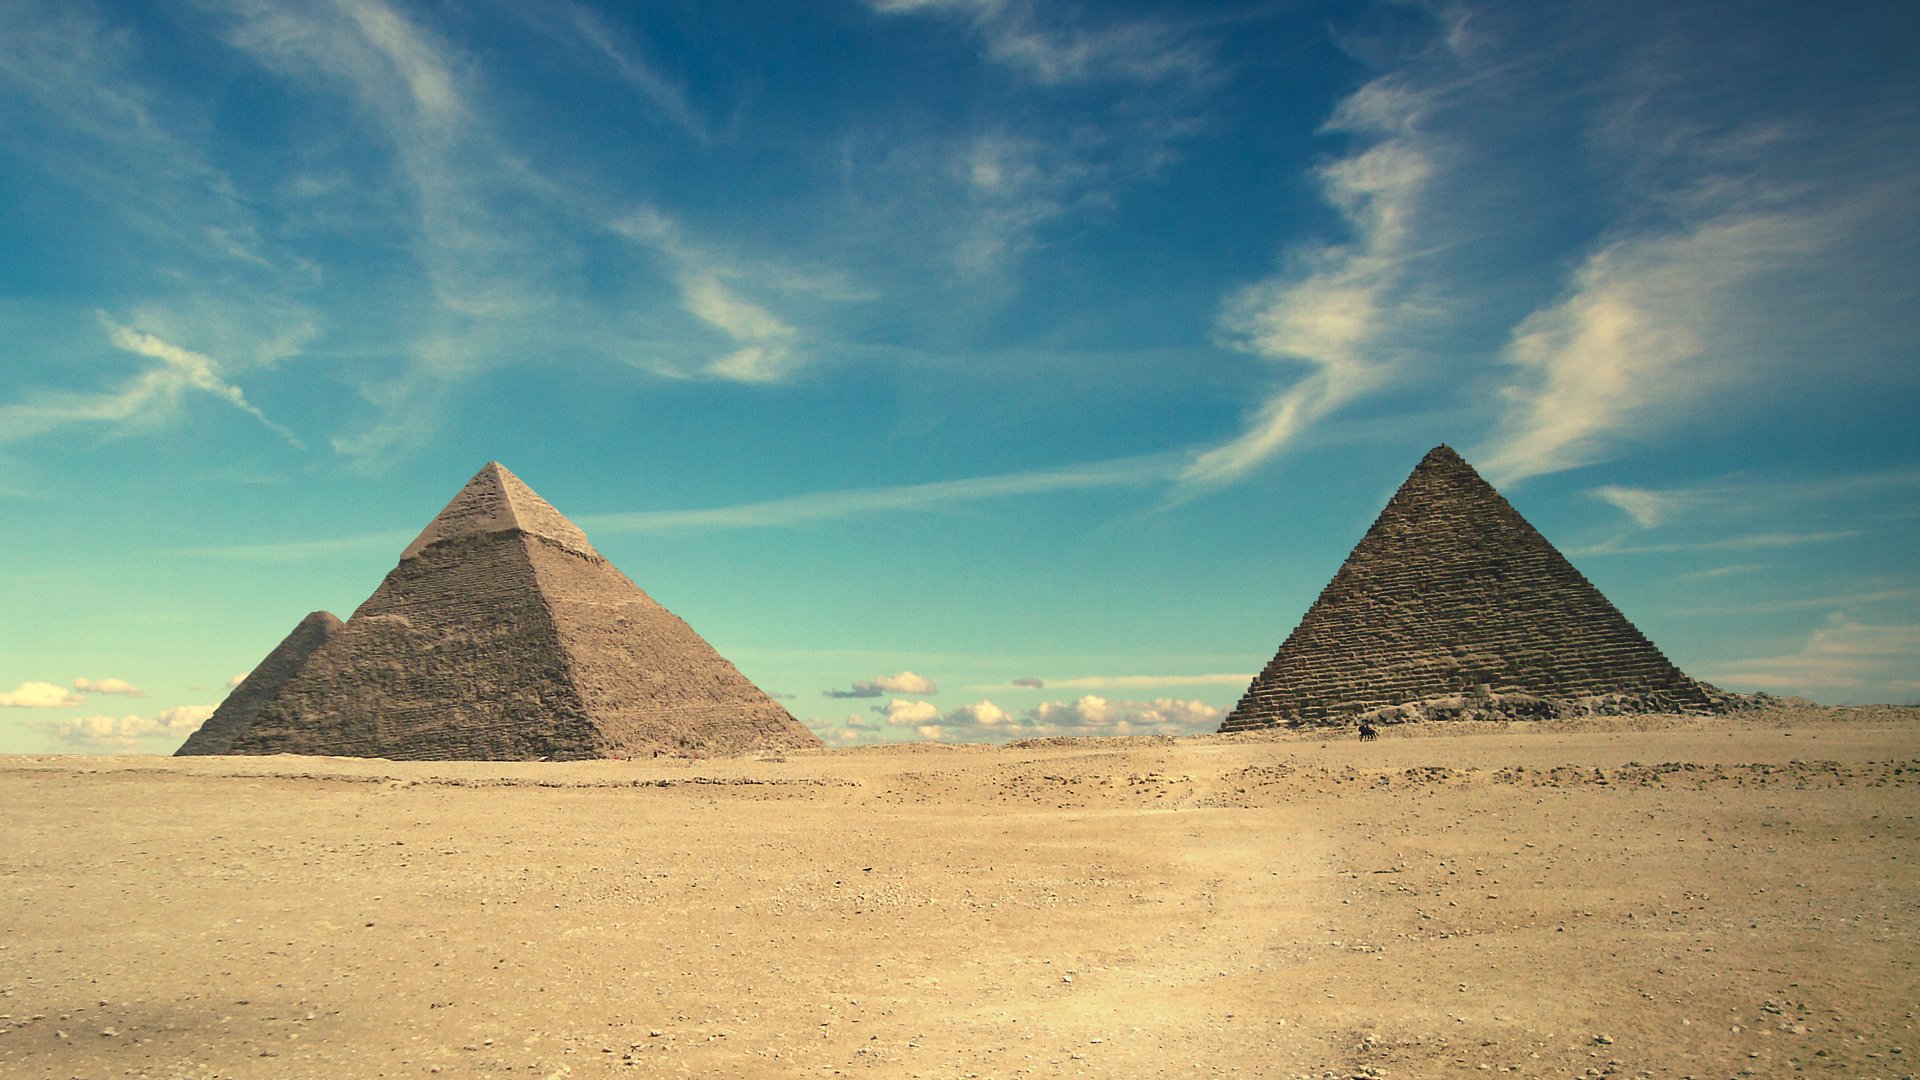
top-left (401, 461), bottom-right (599, 560)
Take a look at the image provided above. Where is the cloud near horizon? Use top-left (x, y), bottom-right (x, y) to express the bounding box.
top-left (73, 677), bottom-right (144, 697)
top-left (1702, 614), bottom-right (1920, 699)
top-left (827, 670), bottom-right (939, 698)
top-left (28, 704), bottom-right (215, 749)
top-left (828, 693), bottom-right (1222, 744)
top-left (0, 681), bottom-right (86, 708)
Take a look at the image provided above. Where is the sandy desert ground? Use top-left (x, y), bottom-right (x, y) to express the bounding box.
top-left (2, 705), bottom-right (1915, 1079)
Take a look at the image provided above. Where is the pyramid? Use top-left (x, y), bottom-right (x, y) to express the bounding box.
top-left (1220, 445), bottom-right (1717, 731)
top-left (193, 462), bottom-right (821, 760)
top-left (176, 610), bottom-right (343, 756)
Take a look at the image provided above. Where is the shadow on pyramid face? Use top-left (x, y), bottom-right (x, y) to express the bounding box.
top-left (1220, 445), bottom-right (1724, 733)
top-left (180, 462), bottom-right (822, 761)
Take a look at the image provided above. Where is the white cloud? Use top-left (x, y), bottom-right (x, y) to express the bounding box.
top-left (874, 698), bottom-right (942, 725)
top-left (1181, 80), bottom-right (1435, 489)
top-left (28, 704), bottom-right (215, 750)
top-left (812, 694), bottom-right (1223, 745)
top-left (681, 274), bottom-right (798, 383)
top-left (72, 677), bottom-right (144, 697)
top-left (1590, 484), bottom-right (1678, 529)
top-left (0, 319), bottom-right (301, 445)
top-left (1478, 210), bottom-right (1829, 483)
top-left (945, 700), bottom-right (1012, 727)
top-left (1470, 24), bottom-right (1920, 485)
top-left (1023, 694), bottom-right (1221, 736)
top-left (864, 697), bottom-right (1019, 741)
top-left (1703, 614), bottom-right (1920, 700)
top-left (227, 671), bottom-right (251, 689)
top-left (826, 670), bottom-right (939, 698)
top-left (609, 208), bottom-right (818, 382)
top-left (811, 711), bottom-right (886, 744)
top-left (0, 681), bottom-right (85, 708)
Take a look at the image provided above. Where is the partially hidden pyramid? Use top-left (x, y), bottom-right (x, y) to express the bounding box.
top-left (1220, 445), bottom-right (1719, 731)
top-left (176, 610), bottom-right (344, 756)
top-left (181, 462), bottom-right (821, 760)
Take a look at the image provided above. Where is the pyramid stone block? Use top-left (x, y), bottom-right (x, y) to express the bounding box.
top-left (192, 462), bottom-right (820, 760)
top-left (1220, 445), bottom-right (1718, 731)
top-left (175, 610), bottom-right (343, 756)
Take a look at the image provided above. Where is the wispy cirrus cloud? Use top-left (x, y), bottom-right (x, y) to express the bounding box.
top-left (869, 0), bottom-right (1212, 87)
top-left (612, 209), bottom-right (810, 382)
top-left (1181, 79), bottom-right (1439, 490)
top-left (0, 319), bottom-right (302, 446)
top-left (1474, 26), bottom-right (1920, 483)
top-left (1591, 467), bottom-right (1920, 530)
top-left (1479, 202), bottom-right (1853, 484)
top-left (1702, 614), bottom-right (1920, 700)
top-left (218, 0), bottom-right (540, 323)
top-left (175, 453), bottom-right (1178, 560)
top-left (586, 452), bottom-right (1180, 533)
top-left (515, 1), bottom-right (722, 144)
top-left (862, 0), bottom-right (1220, 274)
top-left (0, 1), bottom-right (269, 266)
top-left (1176, 5), bottom-right (1920, 492)
top-left (1569, 530), bottom-right (1858, 559)
top-left (1573, 465), bottom-right (1920, 559)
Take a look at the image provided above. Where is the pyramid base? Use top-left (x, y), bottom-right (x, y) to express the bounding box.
top-left (1222, 686), bottom-right (1761, 732)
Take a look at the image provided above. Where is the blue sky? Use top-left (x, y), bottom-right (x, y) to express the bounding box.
top-left (2, 0), bottom-right (1916, 753)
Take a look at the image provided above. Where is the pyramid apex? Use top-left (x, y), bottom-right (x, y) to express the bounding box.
top-left (401, 462), bottom-right (599, 560)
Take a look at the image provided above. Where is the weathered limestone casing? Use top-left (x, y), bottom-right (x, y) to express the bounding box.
top-left (191, 462), bottom-right (820, 759)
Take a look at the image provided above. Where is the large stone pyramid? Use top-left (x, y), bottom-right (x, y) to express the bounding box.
top-left (183, 462), bottom-right (821, 760)
top-left (1220, 445), bottom-right (1717, 731)
top-left (176, 610), bottom-right (343, 756)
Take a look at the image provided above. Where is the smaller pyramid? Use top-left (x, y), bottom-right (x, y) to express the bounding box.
top-left (176, 610), bottom-right (343, 756)
top-left (1221, 445), bottom-right (1717, 731)
top-left (194, 462), bottom-right (821, 760)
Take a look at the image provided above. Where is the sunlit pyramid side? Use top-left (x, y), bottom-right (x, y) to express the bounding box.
top-left (176, 610), bottom-right (343, 756)
top-left (1220, 445), bottom-right (1722, 731)
top-left (190, 462), bottom-right (820, 760)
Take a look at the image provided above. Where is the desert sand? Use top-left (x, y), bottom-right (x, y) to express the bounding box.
top-left (3, 705), bottom-right (1915, 1079)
